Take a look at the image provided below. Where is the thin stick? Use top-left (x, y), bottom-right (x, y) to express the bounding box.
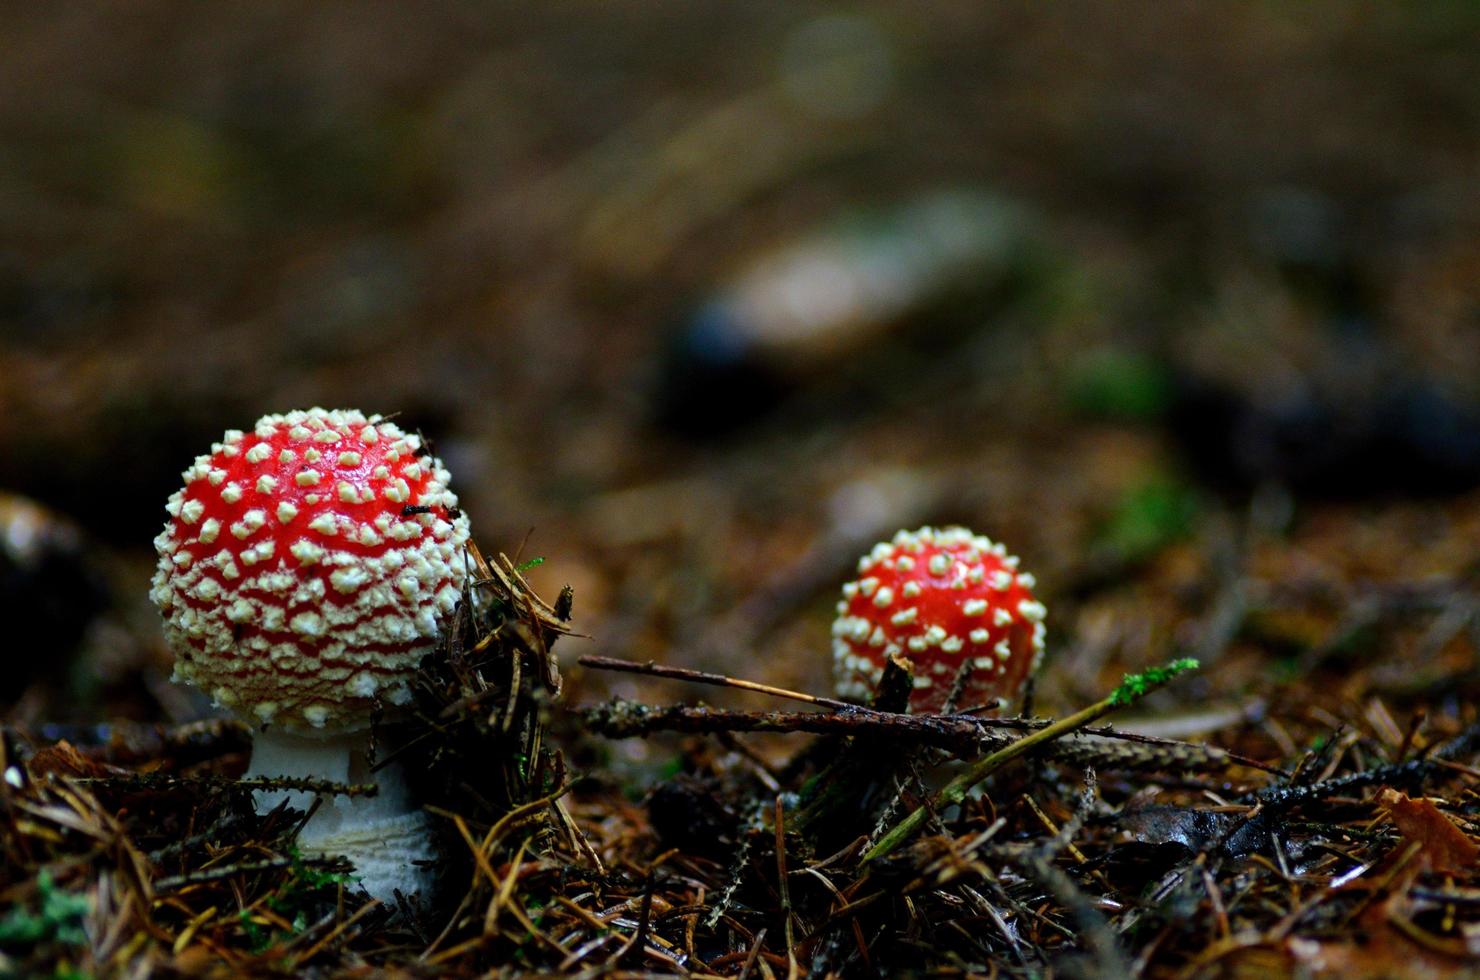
top-left (579, 655), bottom-right (866, 712)
top-left (738, 928), bottom-right (767, 980)
top-left (774, 797), bottom-right (798, 978)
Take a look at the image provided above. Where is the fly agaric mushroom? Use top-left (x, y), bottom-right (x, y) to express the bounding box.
top-left (150, 408), bottom-right (469, 901)
top-left (832, 526), bottom-right (1045, 713)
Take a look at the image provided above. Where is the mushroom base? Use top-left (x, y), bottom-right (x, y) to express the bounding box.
top-left (246, 728), bottom-right (437, 903)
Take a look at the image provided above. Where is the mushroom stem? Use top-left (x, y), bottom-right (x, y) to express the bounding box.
top-left (246, 728), bottom-right (436, 903)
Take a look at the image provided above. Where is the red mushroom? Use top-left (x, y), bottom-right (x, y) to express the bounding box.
top-left (150, 407), bottom-right (469, 901)
top-left (832, 526), bottom-right (1045, 713)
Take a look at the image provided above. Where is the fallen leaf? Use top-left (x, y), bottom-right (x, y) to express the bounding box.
top-left (25, 741), bottom-right (117, 780)
top-left (1273, 889), bottom-right (1473, 979)
top-left (1376, 788), bottom-right (1480, 873)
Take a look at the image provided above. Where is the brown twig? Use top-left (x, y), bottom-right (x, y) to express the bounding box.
top-left (579, 698), bottom-right (1270, 774)
top-left (579, 654), bottom-right (863, 711)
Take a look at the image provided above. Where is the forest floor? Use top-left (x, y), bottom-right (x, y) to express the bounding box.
top-left (4, 4), bottom-right (1480, 976)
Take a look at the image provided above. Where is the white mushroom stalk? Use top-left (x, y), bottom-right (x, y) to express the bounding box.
top-left (247, 729), bottom-right (434, 900)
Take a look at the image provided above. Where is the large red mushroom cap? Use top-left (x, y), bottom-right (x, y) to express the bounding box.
top-left (150, 408), bottom-right (470, 732)
top-left (832, 526), bottom-right (1045, 713)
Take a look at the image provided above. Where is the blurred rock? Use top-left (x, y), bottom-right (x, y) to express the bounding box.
top-left (0, 493), bottom-right (110, 701)
top-left (1170, 362), bottom-right (1480, 498)
top-left (653, 188), bottom-right (1031, 437)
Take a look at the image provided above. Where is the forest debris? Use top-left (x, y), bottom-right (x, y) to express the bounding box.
top-left (582, 698), bottom-right (1250, 776)
top-left (6, 505), bottom-right (1480, 974)
top-left (1117, 805), bottom-right (1239, 853)
top-left (22, 740), bottom-right (120, 779)
top-left (1377, 788), bottom-right (1480, 873)
top-left (1281, 889), bottom-right (1474, 980)
top-left (863, 658), bottom-right (1200, 863)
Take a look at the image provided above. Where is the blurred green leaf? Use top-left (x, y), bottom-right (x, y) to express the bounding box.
top-left (1067, 349), bottom-right (1173, 422)
top-left (0, 871), bottom-right (89, 950)
top-left (1098, 477), bottom-right (1199, 562)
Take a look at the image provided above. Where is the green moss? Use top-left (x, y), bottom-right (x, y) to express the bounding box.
top-left (0, 871), bottom-right (89, 950)
top-left (1109, 658), bottom-right (1200, 707)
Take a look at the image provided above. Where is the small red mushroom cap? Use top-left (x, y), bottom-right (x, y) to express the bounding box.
top-left (832, 526), bottom-right (1045, 713)
top-left (150, 408), bottom-right (470, 732)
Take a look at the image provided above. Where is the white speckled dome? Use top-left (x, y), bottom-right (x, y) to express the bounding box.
top-left (832, 526), bottom-right (1045, 712)
top-left (151, 408), bottom-right (470, 732)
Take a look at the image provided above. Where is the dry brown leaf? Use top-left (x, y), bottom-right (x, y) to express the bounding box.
top-left (1377, 788), bottom-right (1480, 873)
top-left (1283, 934), bottom-right (1462, 980)
top-left (25, 740), bottom-right (119, 779)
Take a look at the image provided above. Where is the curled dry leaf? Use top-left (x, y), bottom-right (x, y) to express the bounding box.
top-left (1377, 787), bottom-right (1480, 873)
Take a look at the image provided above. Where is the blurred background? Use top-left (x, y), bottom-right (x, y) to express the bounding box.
top-left (4, 2), bottom-right (1480, 741)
